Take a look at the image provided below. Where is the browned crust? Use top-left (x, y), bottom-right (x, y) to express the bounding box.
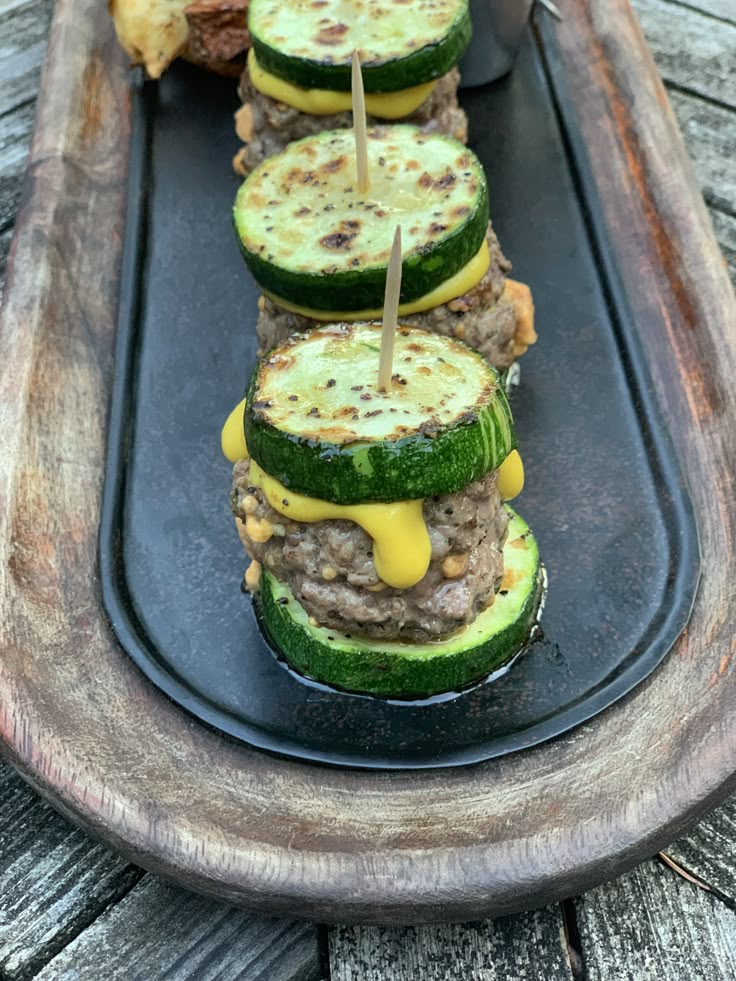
top-left (183, 0), bottom-right (250, 76)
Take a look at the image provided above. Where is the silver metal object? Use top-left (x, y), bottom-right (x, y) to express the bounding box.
top-left (459, 0), bottom-right (536, 88)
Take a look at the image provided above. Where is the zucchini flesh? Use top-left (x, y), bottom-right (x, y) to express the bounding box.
top-left (233, 125), bottom-right (488, 312)
top-left (257, 508), bottom-right (543, 698)
top-left (248, 0), bottom-right (471, 93)
top-left (245, 322), bottom-right (517, 504)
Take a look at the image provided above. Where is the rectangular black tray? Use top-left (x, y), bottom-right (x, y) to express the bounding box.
top-left (99, 33), bottom-right (699, 769)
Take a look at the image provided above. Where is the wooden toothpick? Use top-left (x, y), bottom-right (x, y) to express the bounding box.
top-left (351, 50), bottom-right (370, 194)
top-left (378, 225), bottom-right (402, 392)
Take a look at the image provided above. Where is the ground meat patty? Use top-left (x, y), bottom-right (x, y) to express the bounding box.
top-left (255, 223), bottom-right (521, 370)
top-left (401, 225), bottom-right (517, 369)
top-left (183, 0), bottom-right (250, 77)
top-left (231, 460), bottom-right (508, 641)
top-left (236, 68), bottom-right (467, 172)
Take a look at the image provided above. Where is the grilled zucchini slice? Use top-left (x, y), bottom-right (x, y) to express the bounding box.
top-left (257, 508), bottom-right (542, 698)
top-left (248, 0), bottom-right (471, 93)
top-left (245, 322), bottom-right (516, 504)
top-left (233, 125), bottom-right (488, 312)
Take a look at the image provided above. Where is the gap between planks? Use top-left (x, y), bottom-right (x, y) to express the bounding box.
top-left (655, 0), bottom-right (736, 26)
top-left (632, 0), bottom-right (736, 108)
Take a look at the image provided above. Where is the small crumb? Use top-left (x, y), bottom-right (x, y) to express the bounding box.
top-left (244, 559), bottom-right (261, 592)
top-left (442, 553), bottom-right (469, 579)
top-left (242, 494), bottom-right (259, 515)
top-left (234, 103), bottom-right (254, 143)
top-left (448, 296), bottom-right (470, 313)
top-left (245, 514), bottom-right (273, 543)
top-left (232, 147), bottom-right (248, 178)
top-left (505, 278), bottom-right (537, 356)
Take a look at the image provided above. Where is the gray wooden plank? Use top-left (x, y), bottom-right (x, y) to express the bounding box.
top-left (710, 206), bottom-right (736, 281)
top-left (0, 224), bottom-right (14, 295)
top-left (329, 908), bottom-right (574, 981)
top-left (664, 793), bottom-right (736, 903)
top-left (668, 88), bottom-right (736, 215)
top-left (575, 858), bottom-right (736, 980)
top-left (665, 0), bottom-right (736, 25)
top-left (0, 764), bottom-right (143, 981)
top-left (632, 0), bottom-right (736, 107)
top-left (0, 0), bottom-right (46, 16)
top-left (35, 874), bottom-right (322, 981)
top-left (0, 0), bottom-right (54, 113)
top-left (0, 98), bottom-right (35, 230)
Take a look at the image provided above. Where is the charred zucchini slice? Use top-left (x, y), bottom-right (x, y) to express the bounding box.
top-left (248, 0), bottom-right (471, 93)
top-left (233, 125), bottom-right (488, 312)
top-left (245, 323), bottom-right (517, 504)
top-left (257, 508), bottom-right (542, 698)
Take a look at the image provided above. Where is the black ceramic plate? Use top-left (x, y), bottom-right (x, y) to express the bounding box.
top-left (99, 34), bottom-right (700, 770)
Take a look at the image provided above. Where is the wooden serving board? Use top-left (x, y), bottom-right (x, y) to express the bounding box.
top-left (1, 0), bottom-right (735, 923)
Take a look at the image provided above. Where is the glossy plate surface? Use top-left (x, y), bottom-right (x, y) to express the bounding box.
top-left (100, 38), bottom-right (699, 769)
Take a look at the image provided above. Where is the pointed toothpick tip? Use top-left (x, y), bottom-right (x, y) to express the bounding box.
top-left (351, 49), bottom-right (370, 194)
top-left (377, 225), bottom-right (402, 392)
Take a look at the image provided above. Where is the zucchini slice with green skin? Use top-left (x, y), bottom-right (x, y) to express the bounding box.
top-left (245, 322), bottom-right (517, 504)
top-left (257, 508), bottom-right (543, 698)
top-left (233, 126), bottom-right (488, 312)
top-left (248, 0), bottom-right (471, 93)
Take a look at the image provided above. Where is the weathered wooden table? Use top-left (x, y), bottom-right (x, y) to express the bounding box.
top-left (1, 0), bottom-right (735, 977)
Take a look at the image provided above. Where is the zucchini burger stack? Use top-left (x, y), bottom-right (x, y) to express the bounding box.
top-left (234, 125), bottom-right (536, 371)
top-left (235, 0), bottom-right (471, 171)
top-left (221, 322), bottom-right (543, 698)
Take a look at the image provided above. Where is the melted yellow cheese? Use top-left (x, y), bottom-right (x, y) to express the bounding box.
top-left (222, 396), bottom-right (520, 587)
top-left (221, 398), bottom-right (249, 462)
top-left (497, 450), bottom-right (524, 502)
top-left (248, 49), bottom-right (436, 119)
top-left (264, 240), bottom-right (491, 322)
top-left (249, 460), bottom-right (431, 589)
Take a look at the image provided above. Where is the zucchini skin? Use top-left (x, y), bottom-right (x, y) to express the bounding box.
top-left (249, 4), bottom-right (471, 94)
top-left (244, 359), bottom-right (517, 505)
top-left (255, 509), bottom-right (543, 698)
top-left (234, 180), bottom-right (489, 313)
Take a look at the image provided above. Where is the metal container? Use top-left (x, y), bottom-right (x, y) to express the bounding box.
top-left (459, 0), bottom-right (536, 87)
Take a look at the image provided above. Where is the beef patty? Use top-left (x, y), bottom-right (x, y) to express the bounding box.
top-left (255, 223), bottom-right (530, 370)
top-left (235, 68), bottom-right (468, 172)
top-left (231, 459), bottom-right (508, 642)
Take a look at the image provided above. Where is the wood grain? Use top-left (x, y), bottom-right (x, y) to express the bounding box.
top-left (33, 876), bottom-right (322, 981)
top-left (0, 766), bottom-right (142, 981)
top-left (0, 100), bottom-right (35, 231)
top-left (575, 861), bottom-right (736, 978)
top-left (329, 911), bottom-right (574, 980)
top-left (666, 89), bottom-right (736, 215)
top-left (0, 0), bottom-right (52, 285)
top-left (665, 796), bottom-right (736, 903)
top-left (667, 0), bottom-right (736, 23)
top-left (1, 0), bottom-right (736, 925)
top-left (633, 0), bottom-right (736, 105)
top-left (0, 0), bottom-right (54, 111)
top-left (709, 208), bottom-right (736, 279)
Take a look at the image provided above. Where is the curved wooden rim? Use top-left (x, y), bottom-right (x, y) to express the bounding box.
top-left (1, 0), bottom-right (735, 923)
